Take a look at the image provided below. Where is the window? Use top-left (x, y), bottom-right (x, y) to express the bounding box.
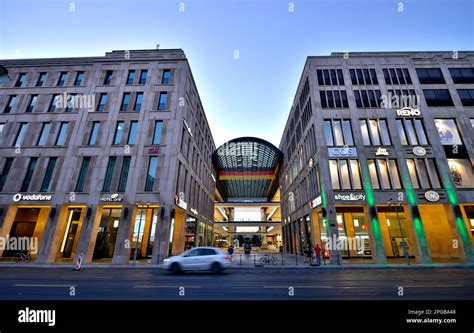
top-left (121, 93), bottom-right (131, 111)
top-left (0, 123), bottom-right (4, 135)
top-left (139, 70), bottom-right (148, 84)
top-left (88, 121), bottom-right (100, 145)
top-left (406, 159), bottom-right (442, 189)
top-left (457, 89), bottom-right (474, 106)
top-left (4, 95), bottom-right (16, 113)
top-left (328, 159), bottom-right (362, 190)
top-left (97, 93), bottom-right (107, 112)
top-left (134, 92), bottom-right (143, 111)
top-left (117, 156), bottom-right (131, 192)
top-left (354, 90), bottom-right (382, 108)
top-left (40, 158), bottom-right (57, 192)
top-left (471, 119), bottom-right (474, 129)
top-left (26, 95), bottom-right (38, 113)
top-left (20, 158), bottom-right (38, 192)
top-left (37, 123), bottom-right (51, 146)
top-left (382, 68), bottom-right (412, 85)
top-left (360, 119), bottom-right (391, 145)
top-left (320, 90), bottom-right (348, 108)
top-left (423, 89), bottom-right (454, 106)
top-left (145, 156), bottom-right (158, 191)
top-left (0, 158), bottom-right (14, 191)
top-left (152, 121), bottom-right (163, 144)
top-left (102, 157), bottom-right (116, 192)
top-left (15, 73), bottom-right (26, 87)
top-left (323, 119), bottom-right (353, 146)
top-left (158, 92), bottom-right (168, 110)
top-left (75, 157), bottom-right (90, 192)
top-left (448, 159), bottom-right (474, 188)
top-left (57, 72), bottom-right (68, 86)
top-left (74, 71), bottom-right (84, 86)
top-left (349, 68), bottom-right (378, 85)
top-left (127, 121), bottom-right (138, 144)
top-left (317, 69), bottom-right (344, 85)
top-left (65, 94), bottom-right (76, 112)
top-left (14, 123), bottom-right (28, 146)
top-left (434, 119), bottom-right (462, 145)
top-left (103, 70), bottom-right (113, 85)
top-left (449, 68), bottom-right (474, 84)
top-left (55, 122), bottom-right (69, 145)
top-left (162, 69), bottom-right (171, 84)
top-left (416, 68), bottom-right (445, 84)
top-left (113, 121), bottom-right (125, 145)
top-left (368, 159), bottom-right (402, 190)
top-left (36, 72), bottom-right (46, 86)
top-left (396, 119), bottom-right (428, 145)
top-left (49, 95), bottom-right (60, 112)
top-left (127, 70), bottom-right (135, 84)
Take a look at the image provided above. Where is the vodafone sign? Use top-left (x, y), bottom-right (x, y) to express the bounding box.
top-left (13, 193), bottom-right (52, 202)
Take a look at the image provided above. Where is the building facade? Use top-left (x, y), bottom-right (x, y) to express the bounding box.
top-left (0, 49), bottom-right (216, 265)
top-left (279, 51), bottom-right (474, 265)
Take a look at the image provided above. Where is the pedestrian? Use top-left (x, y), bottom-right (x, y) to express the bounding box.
top-left (303, 243), bottom-right (310, 263)
top-left (314, 244), bottom-right (322, 266)
top-left (227, 245), bottom-right (234, 261)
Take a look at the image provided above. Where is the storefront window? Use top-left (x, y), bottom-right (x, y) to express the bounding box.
top-left (329, 160), bottom-right (340, 189)
top-left (185, 217), bottom-right (197, 250)
top-left (434, 119), bottom-right (463, 145)
top-left (93, 208), bottom-right (121, 260)
top-left (406, 159), bottom-right (442, 189)
top-left (448, 159), bottom-right (474, 188)
top-left (368, 160), bottom-right (380, 189)
top-left (350, 160), bottom-right (362, 189)
top-left (406, 159), bottom-right (420, 188)
top-left (396, 119), bottom-right (429, 145)
top-left (339, 160), bottom-right (351, 189)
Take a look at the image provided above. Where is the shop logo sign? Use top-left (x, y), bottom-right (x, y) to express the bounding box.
top-left (309, 195), bottom-right (322, 209)
top-left (334, 193), bottom-right (366, 201)
top-left (148, 146), bottom-right (160, 154)
top-left (190, 208), bottom-right (198, 215)
top-left (413, 146), bottom-right (427, 157)
top-left (328, 147), bottom-right (357, 157)
top-left (175, 193), bottom-right (188, 210)
top-left (99, 193), bottom-right (123, 202)
top-left (13, 193), bottom-right (52, 202)
top-left (375, 147), bottom-right (389, 156)
top-left (396, 106), bottom-right (421, 117)
top-left (424, 190), bottom-right (440, 202)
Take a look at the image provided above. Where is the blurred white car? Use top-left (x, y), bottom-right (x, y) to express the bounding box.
top-left (163, 247), bottom-right (231, 274)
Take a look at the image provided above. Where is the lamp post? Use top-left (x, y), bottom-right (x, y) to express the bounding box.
top-left (388, 199), bottom-right (410, 266)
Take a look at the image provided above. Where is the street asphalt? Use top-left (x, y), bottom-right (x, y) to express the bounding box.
top-left (0, 266), bottom-right (473, 300)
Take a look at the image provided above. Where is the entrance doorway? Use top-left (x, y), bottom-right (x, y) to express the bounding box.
top-left (336, 207), bottom-right (372, 260)
top-left (59, 208), bottom-right (84, 259)
top-left (130, 206), bottom-right (159, 261)
top-left (93, 207), bottom-right (121, 260)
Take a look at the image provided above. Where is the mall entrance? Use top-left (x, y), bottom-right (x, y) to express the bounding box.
top-left (93, 206), bottom-right (122, 261)
top-left (129, 205), bottom-right (159, 262)
top-left (56, 206), bottom-right (86, 262)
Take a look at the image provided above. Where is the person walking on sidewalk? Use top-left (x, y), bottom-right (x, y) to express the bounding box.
top-left (303, 243), bottom-right (311, 263)
top-left (227, 245), bottom-right (234, 261)
top-left (314, 244), bottom-right (322, 266)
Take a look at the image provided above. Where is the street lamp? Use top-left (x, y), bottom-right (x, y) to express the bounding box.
top-left (133, 201), bottom-right (150, 266)
top-left (388, 199), bottom-right (410, 266)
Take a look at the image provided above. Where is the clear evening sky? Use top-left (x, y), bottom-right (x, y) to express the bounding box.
top-left (1, 0), bottom-right (473, 148)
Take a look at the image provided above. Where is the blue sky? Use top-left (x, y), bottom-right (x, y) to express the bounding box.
top-left (1, 0), bottom-right (473, 147)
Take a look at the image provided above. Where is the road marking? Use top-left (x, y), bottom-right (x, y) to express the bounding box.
top-left (263, 285), bottom-right (333, 289)
top-left (132, 285), bottom-right (202, 289)
top-left (13, 284), bottom-right (77, 287)
top-left (399, 284), bottom-right (464, 288)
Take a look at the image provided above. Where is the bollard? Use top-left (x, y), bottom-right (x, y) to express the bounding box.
top-left (281, 252), bottom-right (284, 266)
top-left (296, 254), bottom-right (298, 266)
top-left (240, 254), bottom-right (242, 266)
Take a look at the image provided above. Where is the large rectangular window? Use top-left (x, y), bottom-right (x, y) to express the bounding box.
top-left (448, 159), bottom-right (474, 188)
top-left (434, 119), bottom-right (462, 145)
top-left (103, 70), bottom-right (113, 85)
top-left (55, 122), bottom-right (69, 146)
top-left (14, 123), bottom-right (28, 146)
top-left (37, 123), bottom-right (51, 146)
top-left (102, 157), bottom-right (116, 192)
top-left (328, 159), bottom-right (362, 190)
top-left (350, 68), bottom-right (378, 85)
top-left (36, 72), bottom-right (47, 87)
top-left (368, 159), bottom-right (402, 190)
top-left (162, 69), bottom-right (171, 84)
top-left (74, 71), bottom-right (84, 86)
top-left (360, 119), bottom-right (391, 146)
top-left (88, 121), bottom-right (100, 145)
top-left (133, 92), bottom-right (143, 111)
top-left (127, 121), bottom-right (138, 144)
top-left (449, 68), bottom-right (474, 84)
top-left (145, 156), bottom-right (158, 191)
top-left (323, 119), bottom-right (353, 146)
top-left (26, 95), bottom-right (38, 113)
top-left (4, 95), bottom-right (17, 113)
top-left (457, 89), bottom-right (474, 106)
top-left (120, 93), bottom-right (131, 111)
top-left (139, 70), bottom-right (148, 84)
top-left (406, 159), bottom-right (442, 189)
top-left (0, 158), bottom-right (14, 191)
top-left (416, 68), bottom-right (445, 84)
top-left (354, 90), bottom-right (382, 108)
top-left (113, 121), bottom-right (125, 145)
top-left (423, 89), bottom-right (454, 106)
top-left (20, 158), bottom-right (38, 192)
top-left (396, 119), bottom-right (428, 145)
top-left (117, 156), bottom-right (131, 192)
top-left (75, 157), bottom-right (90, 192)
top-left (127, 70), bottom-right (136, 84)
top-left (49, 95), bottom-right (60, 112)
top-left (152, 121), bottom-right (163, 144)
top-left (15, 73), bottom-right (26, 87)
top-left (57, 72), bottom-right (68, 86)
top-left (97, 93), bottom-right (107, 112)
top-left (158, 92), bottom-right (168, 110)
top-left (317, 69), bottom-right (344, 85)
top-left (40, 157), bottom-right (57, 192)
top-left (320, 90), bottom-right (348, 108)
top-left (383, 68), bottom-right (412, 85)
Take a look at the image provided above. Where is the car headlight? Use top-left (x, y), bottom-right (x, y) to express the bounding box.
top-left (163, 258), bottom-right (170, 262)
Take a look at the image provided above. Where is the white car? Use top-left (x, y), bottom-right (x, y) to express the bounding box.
top-left (163, 247), bottom-right (231, 274)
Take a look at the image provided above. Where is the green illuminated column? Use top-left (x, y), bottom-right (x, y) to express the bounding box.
top-left (364, 186), bottom-right (387, 264)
